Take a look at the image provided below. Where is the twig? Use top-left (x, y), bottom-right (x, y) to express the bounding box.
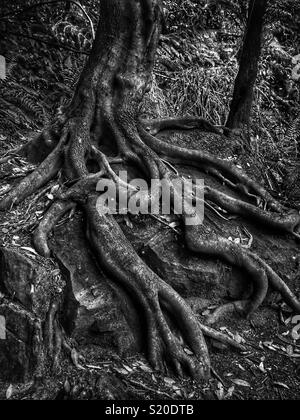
top-left (199, 322), bottom-right (246, 352)
top-left (124, 378), bottom-right (173, 399)
top-left (211, 367), bottom-right (226, 387)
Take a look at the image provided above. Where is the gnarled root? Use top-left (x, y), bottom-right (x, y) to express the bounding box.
top-left (139, 127), bottom-right (283, 213)
top-left (33, 200), bottom-right (76, 258)
top-left (0, 132), bottom-right (67, 211)
top-left (205, 301), bottom-right (250, 325)
top-left (204, 186), bottom-right (300, 235)
top-left (250, 253), bottom-right (300, 313)
top-left (140, 117), bottom-right (222, 136)
top-left (198, 322), bottom-right (246, 351)
top-left (85, 196), bottom-right (211, 380)
top-left (185, 224), bottom-right (268, 317)
top-left (44, 299), bottom-right (84, 371)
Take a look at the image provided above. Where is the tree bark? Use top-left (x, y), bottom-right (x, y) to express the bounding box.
top-left (226, 0), bottom-right (267, 132)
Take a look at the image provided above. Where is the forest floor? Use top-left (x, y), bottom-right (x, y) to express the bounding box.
top-left (0, 128), bottom-right (300, 400)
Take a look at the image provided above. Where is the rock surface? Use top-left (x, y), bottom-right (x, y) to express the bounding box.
top-left (50, 217), bottom-right (141, 357)
top-left (0, 247), bottom-right (63, 382)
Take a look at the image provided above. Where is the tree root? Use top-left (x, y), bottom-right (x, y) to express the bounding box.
top-left (1, 0), bottom-right (299, 382)
top-left (0, 133), bottom-right (66, 211)
top-left (250, 252), bottom-right (300, 313)
top-left (85, 196), bottom-right (211, 380)
top-left (198, 322), bottom-right (246, 351)
top-left (139, 127), bottom-right (283, 212)
top-left (140, 117), bottom-right (222, 136)
top-left (33, 200), bottom-right (76, 258)
top-left (205, 300), bottom-right (249, 325)
top-left (185, 224), bottom-right (268, 317)
top-left (204, 186), bottom-right (300, 235)
top-left (44, 299), bottom-right (84, 371)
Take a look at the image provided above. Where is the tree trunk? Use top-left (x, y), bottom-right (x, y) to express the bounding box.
top-left (226, 0), bottom-right (267, 132)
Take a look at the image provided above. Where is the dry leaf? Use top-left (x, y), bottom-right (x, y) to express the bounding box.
top-left (164, 377), bottom-right (176, 386)
top-left (274, 382), bottom-right (289, 390)
top-left (6, 384), bottom-right (13, 400)
top-left (215, 382), bottom-right (224, 400)
top-left (226, 386), bottom-right (235, 398)
top-left (64, 379), bottom-right (71, 393)
top-left (231, 379), bottom-right (251, 388)
top-left (20, 246), bottom-right (38, 256)
top-left (114, 367), bottom-right (129, 375)
top-left (123, 364), bottom-right (133, 372)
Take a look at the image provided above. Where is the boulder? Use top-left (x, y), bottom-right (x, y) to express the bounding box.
top-left (0, 247), bottom-right (63, 382)
top-left (51, 217), bottom-right (140, 357)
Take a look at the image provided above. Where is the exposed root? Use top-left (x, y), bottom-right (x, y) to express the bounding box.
top-left (139, 127), bottom-right (283, 212)
top-left (0, 133), bottom-right (67, 211)
top-left (33, 200), bottom-right (76, 258)
top-left (1, 0), bottom-right (299, 383)
top-left (204, 186), bottom-right (300, 235)
top-left (85, 196), bottom-right (211, 380)
top-left (198, 322), bottom-right (246, 351)
top-left (141, 116), bottom-right (222, 136)
top-left (44, 298), bottom-right (84, 371)
top-left (205, 300), bottom-right (250, 325)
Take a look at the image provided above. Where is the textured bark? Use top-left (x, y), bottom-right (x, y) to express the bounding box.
top-left (226, 0), bottom-right (268, 131)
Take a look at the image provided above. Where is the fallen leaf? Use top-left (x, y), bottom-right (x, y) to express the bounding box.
top-left (6, 384), bottom-right (13, 400)
top-left (123, 364), bottom-right (133, 373)
top-left (225, 386), bottom-right (235, 398)
top-left (231, 379), bottom-right (251, 388)
top-left (273, 382), bottom-right (289, 390)
top-left (174, 389), bottom-right (183, 397)
top-left (139, 363), bottom-right (153, 373)
top-left (215, 382), bottom-right (224, 400)
top-left (20, 246), bottom-right (38, 256)
top-left (237, 363), bottom-right (246, 372)
top-left (114, 367), bottom-right (129, 375)
top-left (164, 377), bottom-right (176, 386)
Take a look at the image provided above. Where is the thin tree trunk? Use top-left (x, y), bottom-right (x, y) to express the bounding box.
top-left (226, 0), bottom-right (267, 132)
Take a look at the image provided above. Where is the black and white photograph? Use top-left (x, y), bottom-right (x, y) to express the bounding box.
top-left (0, 0), bottom-right (299, 403)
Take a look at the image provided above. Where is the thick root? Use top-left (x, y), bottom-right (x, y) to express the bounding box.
top-left (139, 127), bottom-right (282, 212)
top-left (205, 300), bottom-right (250, 325)
top-left (198, 322), bottom-right (246, 351)
top-left (44, 299), bottom-right (84, 371)
top-left (85, 195), bottom-right (211, 380)
top-left (250, 253), bottom-right (300, 313)
top-left (0, 133), bottom-right (67, 211)
top-left (185, 223), bottom-right (268, 316)
top-left (33, 200), bottom-right (76, 258)
top-left (205, 186), bottom-right (300, 235)
top-left (140, 117), bottom-right (222, 136)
